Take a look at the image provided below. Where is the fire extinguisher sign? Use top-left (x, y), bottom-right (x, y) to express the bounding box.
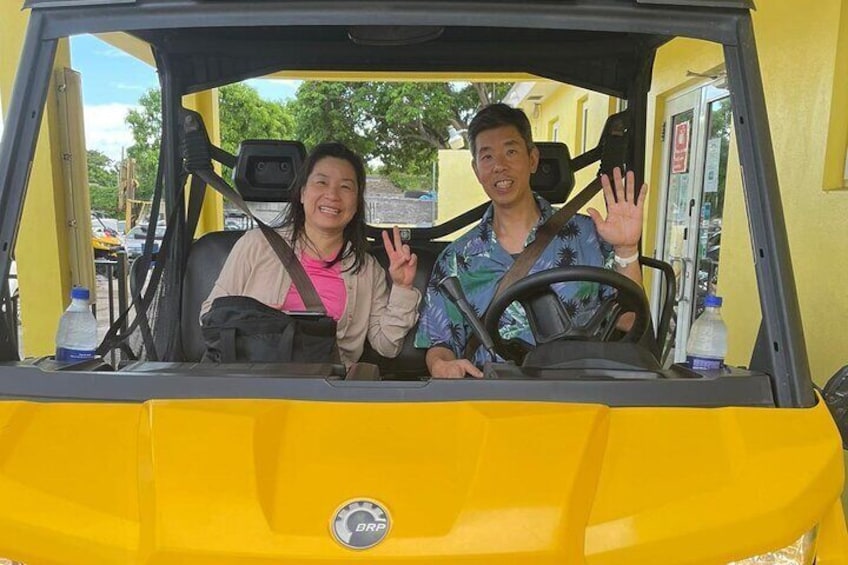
top-left (671, 120), bottom-right (690, 174)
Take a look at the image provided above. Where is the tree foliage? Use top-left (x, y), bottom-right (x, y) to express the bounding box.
top-left (125, 88), bottom-right (162, 200)
top-left (87, 149), bottom-right (120, 216)
top-left (124, 80), bottom-right (511, 194)
top-left (290, 81), bottom-right (512, 176)
top-left (218, 83), bottom-right (295, 155)
top-left (87, 149), bottom-right (117, 187)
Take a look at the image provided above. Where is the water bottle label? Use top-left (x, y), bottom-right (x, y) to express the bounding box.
top-left (56, 347), bottom-right (96, 362)
top-left (687, 355), bottom-right (724, 370)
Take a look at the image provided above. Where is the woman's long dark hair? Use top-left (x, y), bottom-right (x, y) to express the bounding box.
top-left (279, 141), bottom-right (368, 273)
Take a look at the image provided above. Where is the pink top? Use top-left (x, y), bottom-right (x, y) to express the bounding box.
top-left (280, 254), bottom-right (347, 321)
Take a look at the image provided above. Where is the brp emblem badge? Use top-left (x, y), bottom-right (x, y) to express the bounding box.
top-left (330, 499), bottom-right (391, 550)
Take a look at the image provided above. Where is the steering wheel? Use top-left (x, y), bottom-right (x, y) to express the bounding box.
top-left (483, 266), bottom-right (650, 363)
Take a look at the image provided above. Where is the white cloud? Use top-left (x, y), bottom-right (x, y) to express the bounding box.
top-left (95, 47), bottom-right (131, 59)
top-left (245, 78), bottom-right (301, 100)
top-left (83, 103), bottom-right (138, 162)
top-left (250, 78), bottom-right (301, 87)
top-left (111, 82), bottom-right (146, 91)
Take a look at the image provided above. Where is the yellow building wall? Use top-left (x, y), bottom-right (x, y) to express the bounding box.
top-left (750, 0), bottom-right (848, 383)
top-left (750, 0), bottom-right (847, 381)
top-left (435, 149), bottom-right (486, 229)
top-left (821, 1), bottom-right (848, 191)
top-left (523, 87), bottom-right (613, 216)
top-left (649, 5), bottom-right (848, 383)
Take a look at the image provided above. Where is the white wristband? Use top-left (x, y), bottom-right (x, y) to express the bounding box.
top-left (613, 251), bottom-right (640, 268)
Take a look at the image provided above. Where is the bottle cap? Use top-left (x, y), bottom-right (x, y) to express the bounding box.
top-left (71, 287), bottom-right (90, 301)
top-left (704, 294), bottom-right (722, 307)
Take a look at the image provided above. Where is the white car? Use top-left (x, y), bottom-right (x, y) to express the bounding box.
top-left (124, 224), bottom-right (166, 259)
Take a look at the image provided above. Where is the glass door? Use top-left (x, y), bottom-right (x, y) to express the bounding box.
top-left (653, 82), bottom-right (731, 363)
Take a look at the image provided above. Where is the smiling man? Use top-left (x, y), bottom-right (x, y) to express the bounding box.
top-left (415, 103), bottom-right (647, 378)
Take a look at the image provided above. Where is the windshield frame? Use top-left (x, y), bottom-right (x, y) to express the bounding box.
top-left (0, 0), bottom-right (814, 408)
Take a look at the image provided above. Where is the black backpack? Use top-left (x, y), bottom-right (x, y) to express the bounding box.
top-left (200, 295), bottom-right (340, 363)
top-left (200, 222), bottom-right (341, 364)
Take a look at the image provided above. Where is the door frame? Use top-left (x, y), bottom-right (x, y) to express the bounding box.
top-left (651, 78), bottom-right (729, 363)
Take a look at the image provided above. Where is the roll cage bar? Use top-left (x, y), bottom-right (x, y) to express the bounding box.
top-left (0, 0), bottom-right (813, 407)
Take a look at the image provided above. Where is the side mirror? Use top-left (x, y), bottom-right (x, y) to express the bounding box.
top-left (822, 365), bottom-right (848, 449)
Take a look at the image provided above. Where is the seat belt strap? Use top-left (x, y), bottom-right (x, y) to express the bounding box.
top-left (463, 177), bottom-right (603, 360)
top-left (192, 168), bottom-right (326, 314)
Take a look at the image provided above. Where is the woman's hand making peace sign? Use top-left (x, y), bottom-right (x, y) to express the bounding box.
top-left (382, 225), bottom-right (418, 289)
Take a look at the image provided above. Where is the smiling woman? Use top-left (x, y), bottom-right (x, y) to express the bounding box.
top-left (200, 142), bottom-right (421, 366)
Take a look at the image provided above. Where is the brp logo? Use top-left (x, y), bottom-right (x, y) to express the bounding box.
top-left (330, 499), bottom-right (391, 550)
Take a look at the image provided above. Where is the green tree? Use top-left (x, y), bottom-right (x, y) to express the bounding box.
top-left (87, 149), bottom-right (120, 216)
top-left (219, 83), bottom-right (295, 155)
top-left (289, 82), bottom-right (376, 161)
top-left (289, 81), bottom-right (512, 179)
top-left (87, 149), bottom-right (117, 187)
top-left (125, 88), bottom-right (162, 200)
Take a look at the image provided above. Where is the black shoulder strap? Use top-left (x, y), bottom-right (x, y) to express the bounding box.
top-left (462, 177), bottom-right (603, 359)
top-left (462, 110), bottom-right (634, 361)
top-left (256, 223), bottom-right (325, 314)
top-left (178, 109), bottom-right (325, 313)
top-left (192, 168), bottom-right (326, 314)
top-left (494, 177), bottom-right (603, 302)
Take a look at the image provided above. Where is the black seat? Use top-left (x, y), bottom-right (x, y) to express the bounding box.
top-left (360, 243), bottom-right (440, 379)
top-left (179, 126), bottom-right (308, 362)
top-left (181, 230), bottom-right (245, 361)
top-left (181, 230), bottom-right (438, 369)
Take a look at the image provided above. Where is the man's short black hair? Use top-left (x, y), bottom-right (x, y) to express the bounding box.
top-left (468, 103), bottom-right (535, 158)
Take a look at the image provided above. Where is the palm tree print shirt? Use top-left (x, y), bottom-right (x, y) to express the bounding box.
top-left (415, 193), bottom-right (613, 367)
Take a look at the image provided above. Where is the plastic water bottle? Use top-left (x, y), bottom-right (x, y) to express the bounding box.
top-left (55, 287), bottom-right (98, 362)
top-left (686, 294), bottom-right (728, 370)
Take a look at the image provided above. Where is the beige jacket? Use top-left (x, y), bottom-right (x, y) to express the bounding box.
top-left (200, 228), bottom-right (420, 366)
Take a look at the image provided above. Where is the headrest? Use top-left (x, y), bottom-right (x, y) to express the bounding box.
top-left (530, 142), bottom-right (575, 204)
top-left (598, 110), bottom-right (631, 175)
top-left (232, 140), bottom-right (307, 202)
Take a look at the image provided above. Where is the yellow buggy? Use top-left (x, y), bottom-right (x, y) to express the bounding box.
top-left (0, 0), bottom-right (846, 563)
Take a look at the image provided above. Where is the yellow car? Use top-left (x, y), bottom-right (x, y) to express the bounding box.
top-left (0, 0), bottom-right (846, 564)
top-left (92, 227), bottom-right (122, 256)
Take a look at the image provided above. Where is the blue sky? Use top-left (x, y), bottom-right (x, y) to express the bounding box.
top-left (70, 35), bottom-right (299, 161)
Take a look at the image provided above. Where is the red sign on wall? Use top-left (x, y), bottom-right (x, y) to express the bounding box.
top-left (671, 121), bottom-right (691, 174)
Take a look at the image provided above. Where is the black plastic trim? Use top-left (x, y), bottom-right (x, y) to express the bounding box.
top-left (725, 26), bottom-right (814, 407)
top-left (0, 16), bottom-right (55, 362)
top-left (0, 363), bottom-right (775, 407)
top-left (35, 2), bottom-right (741, 50)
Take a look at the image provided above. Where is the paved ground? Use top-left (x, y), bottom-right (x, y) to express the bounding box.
top-left (94, 273), bottom-right (125, 339)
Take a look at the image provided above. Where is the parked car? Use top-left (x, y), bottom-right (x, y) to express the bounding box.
top-left (124, 224), bottom-right (165, 260)
top-left (91, 221), bottom-right (123, 278)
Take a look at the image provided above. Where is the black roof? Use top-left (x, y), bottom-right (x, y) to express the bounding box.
top-left (24, 0), bottom-right (755, 8)
top-left (20, 0), bottom-right (753, 98)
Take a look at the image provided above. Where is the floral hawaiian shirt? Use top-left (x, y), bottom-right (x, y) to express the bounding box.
top-left (415, 193), bottom-right (614, 367)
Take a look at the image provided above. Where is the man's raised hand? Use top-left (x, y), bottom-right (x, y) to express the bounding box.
top-left (587, 167), bottom-right (647, 252)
